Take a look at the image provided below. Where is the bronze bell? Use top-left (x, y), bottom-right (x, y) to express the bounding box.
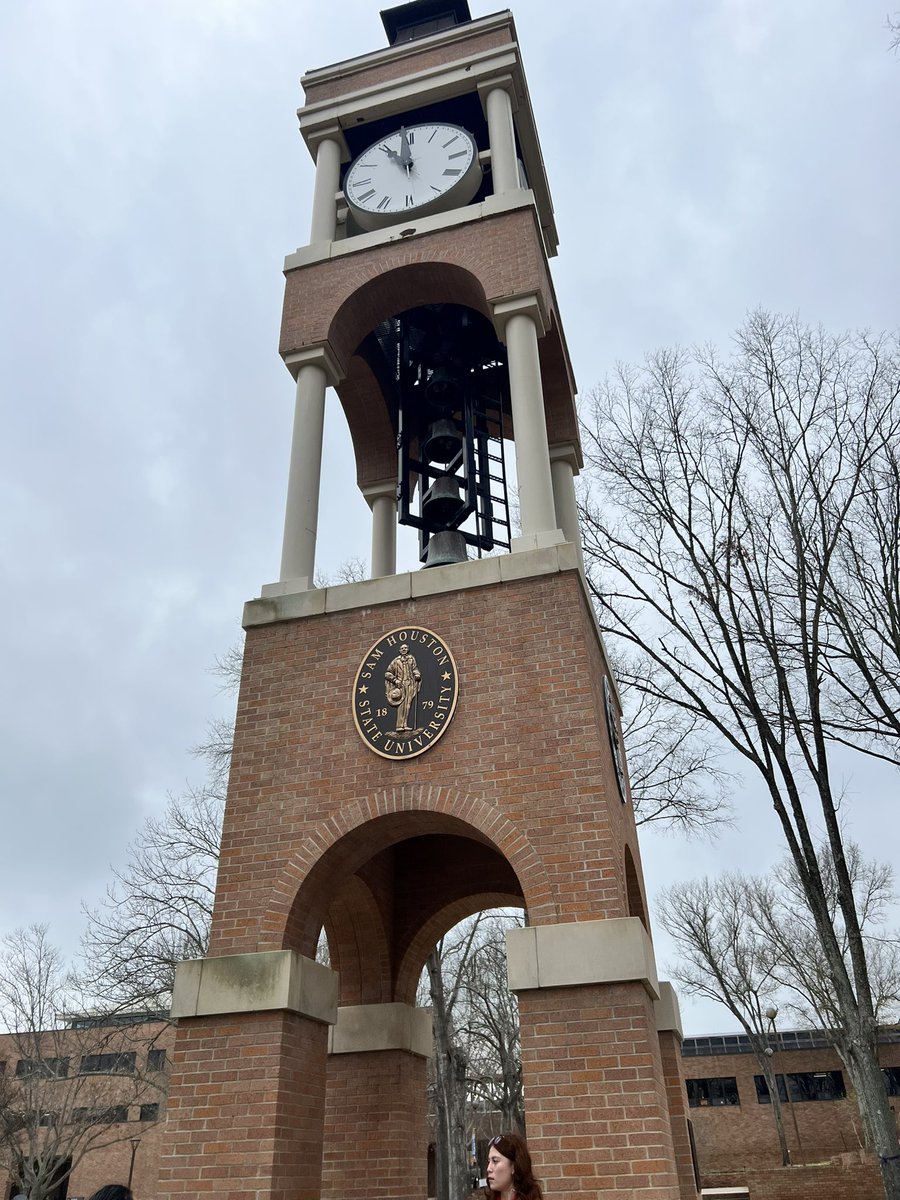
top-left (422, 475), bottom-right (462, 526)
top-left (425, 367), bottom-right (463, 409)
top-left (422, 418), bottom-right (463, 465)
top-left (424, 530), bottom-right (468, 568)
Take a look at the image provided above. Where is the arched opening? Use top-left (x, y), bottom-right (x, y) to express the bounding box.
top-left (624, 843), bottom-right (649, 930)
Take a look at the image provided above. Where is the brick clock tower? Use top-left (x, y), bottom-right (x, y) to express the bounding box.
top-left (159, 4), bottom-right (697, 1200)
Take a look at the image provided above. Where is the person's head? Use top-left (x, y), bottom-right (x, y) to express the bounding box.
top-left (485, 1133), bottom-right (542, 1200)
top-left (86, 1186), bottom-right (133, 1200)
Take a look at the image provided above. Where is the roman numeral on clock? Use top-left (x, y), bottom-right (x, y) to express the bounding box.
top-left (357, 188), bottom-right (376, 202)
top-left (377, 196), bottom-right (391, 211)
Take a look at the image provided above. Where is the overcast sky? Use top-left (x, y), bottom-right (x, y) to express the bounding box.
top-left (1, 0), bottom-right (898, 1036)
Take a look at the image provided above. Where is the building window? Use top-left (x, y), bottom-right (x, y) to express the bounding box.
top-left (147, 1048), bottom-right (166, 1071)
top-left (755, 1071), bottom-right (846, 1103)
top-left (71, 1105), bottom-right (129, 1124)
top-left (79, 1052), bottom-right (136, 1074)
top-left (139, 1103), bottom-right (160, 1122)
top-left (16, 1057), bottom-right (69, 1079)
top-left (686, 1077), bottom-right (740, 1107)
top-left (884, 1067), bottom-right (900, 1096)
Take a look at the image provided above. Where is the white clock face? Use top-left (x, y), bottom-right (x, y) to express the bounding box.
top-left (344, 122), bottom-right (481, 229)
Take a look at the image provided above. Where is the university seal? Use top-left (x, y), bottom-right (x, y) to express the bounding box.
top-left (353, 626), bottom-right (459, 760)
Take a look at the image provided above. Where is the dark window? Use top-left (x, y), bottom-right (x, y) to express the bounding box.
top-left (686, 1076), bottom-right (740, 1107)
top-left (71, 1105), bottom-right (129, 1124)
top-left (147, 1048), bottom-right (166, 1071)
top-left (79, 1052), bottom-right (136, 1075)
top-left (16, 1057), bottom-right (69, 1079)
top-left (139, 1103), bottom-right (160, 1122)
top-left (38, 1110), bottom-right (61, 1127)
top-left (755, 1071), bottom-right (846, 1102)
top-left (755, 1074), bottom-right (789, 1104)
top-left (786, 1070), bottom-right (846, 1102)
top-left (883, 1067), bottom-right (900, 1096)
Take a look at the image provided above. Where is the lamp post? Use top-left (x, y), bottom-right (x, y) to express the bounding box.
top-left (765, 1006), bottom-right (803, 1161)
top-left (127, 1135), bottom-right (141, 1190)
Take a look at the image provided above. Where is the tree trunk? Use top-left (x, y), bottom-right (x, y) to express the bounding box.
top-left (846, 1031), bottom-right (900, 1200)
top-left (428, 948), bottom-right (470, 1200)
top-left (756, 1054), bottom-right (792, 1167)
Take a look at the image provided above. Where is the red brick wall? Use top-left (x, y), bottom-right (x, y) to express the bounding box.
top-left (158, 1012), bottom-right (329, 1200)
top-left (704, 1153), bottom-right (884, 1200)
top-left (323, 1050), bottom-right (428, 1200)
top-left (301, 21), bottom-right (514, 107)
top-left (211, 571), bottom-right (646, 968)
top-left (658, 1029), bottom-right (699, 1199)
top-left (518, 981), bottom-right (680, 1200)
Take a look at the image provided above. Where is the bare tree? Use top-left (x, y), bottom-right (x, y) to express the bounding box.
top-left (80, 641), bottom-right (242, 1013)
top-left (80, 786), bottom-right (222, 1012)
top-left (658, 876), bottom-right (794, 1166)
top-left (425, 917), bottom-right (488, 1200)
top-left (580, 311), bottom-right (900, 1198)
top-left (754, 845), bottom-right (900, 1146)
top-left (612, 652), bottom-right (733, 833)
top-left (0, 926), bottom-right (161, 1200)
top-left (458, 913), bottom-right (524, 1134)
top-left (659, 845), bottom-right (900, 1158)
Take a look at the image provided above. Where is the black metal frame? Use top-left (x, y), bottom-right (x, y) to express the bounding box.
top-left (391, 307), bottom-right (512, 563)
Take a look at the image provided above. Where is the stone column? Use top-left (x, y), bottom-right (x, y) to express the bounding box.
top-left (480, 79), bottom-right (519, 194)
top-left (280, 345), bottom-right (343, 588)
top-left (160, 951), bottom-right (338, 1200)
top-left (363, 480), bottom-right (398, 578)
top-left (323, 1003), bottom-right (432, 1200)
top-left (656, 983), bottom-right (700, 1199)
top-left (492, 295), bottom-right (560, 548)
top-left (508, 919), bottom-right (681, 1200)
top-left (549, 442), bottom-right (584, 566)
top-left (309, 133), bottom-right (343, 244)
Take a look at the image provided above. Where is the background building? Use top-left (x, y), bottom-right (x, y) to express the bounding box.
top-left (682, 1027), bottom-right (900, 1199)
top-left (0, 1017), bottom-right (172, 1200)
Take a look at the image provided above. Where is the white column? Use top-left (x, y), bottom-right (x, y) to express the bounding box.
top-left (309, 136), bottom-right (342, 244)
top-left (279, 347), bottom-right (342, 587)
top-left (497, 300), bottom-right (557, 540)
top-left (483, 83), bottom-right (519, 195)
top-left (550, 444), bottom-right (584, 567)
top-left (364, 481), bottom-right (397, 578)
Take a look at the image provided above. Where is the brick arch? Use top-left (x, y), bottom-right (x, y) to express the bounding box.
top-left (624, 843), bottom-right (648, 931)
top-left (263, 784), bottom-right (558, 957)
top-left (394, 896), bottom-right (525, 1006)
top-left (327, 261), bottom-right (502, 490)
top-left (327, 260), bottom-right (493, 372)
top-left (323, 874), bottom-right (393, 1006)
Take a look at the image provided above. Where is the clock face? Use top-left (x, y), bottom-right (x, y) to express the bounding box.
top-left (344, 122), bottom-right (482, 230)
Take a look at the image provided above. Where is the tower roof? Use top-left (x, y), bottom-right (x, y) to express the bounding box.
top-left (380, 0), bottom-right (472, 46)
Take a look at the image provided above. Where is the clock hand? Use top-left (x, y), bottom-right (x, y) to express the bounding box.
top-left (399, 126), bottom-right (412, 168)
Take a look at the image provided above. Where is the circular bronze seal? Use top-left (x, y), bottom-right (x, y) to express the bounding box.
top-left (353, 626), bottom-right (459, 760)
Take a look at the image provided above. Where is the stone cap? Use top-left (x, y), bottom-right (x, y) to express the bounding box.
top-left (171, 950), bottom-right (338, 1025)
top-left (328, 1002), bottom-right (433, 1058)
top-left (506, 917), bottom-right (660, 1000)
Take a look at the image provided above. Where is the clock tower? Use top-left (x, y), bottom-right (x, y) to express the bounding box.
top-left (158, 5), bottom-right (697, 1200)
